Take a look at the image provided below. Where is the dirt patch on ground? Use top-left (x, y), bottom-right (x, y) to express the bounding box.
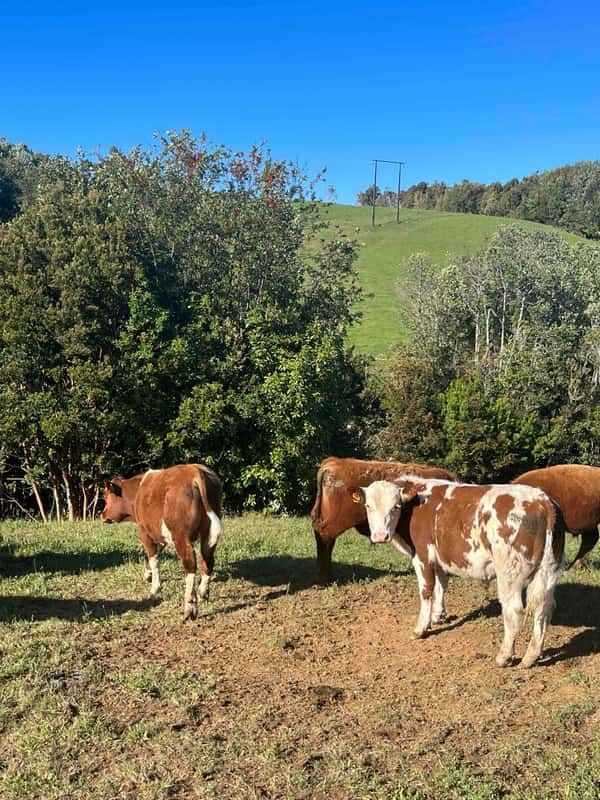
top-left (78, 575), bottom-right (600, 797)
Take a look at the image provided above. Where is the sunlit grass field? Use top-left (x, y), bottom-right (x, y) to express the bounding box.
top-left (1, 517), bottom-right (599, 799)
top-left (318, 205), bottom-right (587, 356)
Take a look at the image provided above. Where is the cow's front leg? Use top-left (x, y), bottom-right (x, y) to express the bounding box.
top-left (314, 530), bottom-right (337, 585)
top-left (141, 532), bottom-right (162, 595)
top-left (412, 554), bottom-right (435, 638)
top-left (432, 565), bottom-right (448, 624)
top-left (175, 540), bottom-right (198, 621)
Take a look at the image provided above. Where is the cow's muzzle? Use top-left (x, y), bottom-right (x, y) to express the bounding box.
top-left (371, 531), bottom-right (391, 544)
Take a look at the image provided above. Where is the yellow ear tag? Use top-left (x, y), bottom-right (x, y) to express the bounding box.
top-left (351, 492), bottom-right (362, 504)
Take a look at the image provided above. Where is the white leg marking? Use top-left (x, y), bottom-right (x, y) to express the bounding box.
top-left (199, 573), bottom-right (211, 600)
top-left (149, 554), bottom-right (162, 595)
top-left (183, 571), bottom-right (198, 620)
top-left (412, 555), bottom-right (432, 638)
top-left (207, 511), bottom-right (223, 548)
top-left (184, 572), bottom-right (197, 603)
top-left (143, 567), bottom-right (152, 582)
top-left (432, 568), bottom-right (448, 624)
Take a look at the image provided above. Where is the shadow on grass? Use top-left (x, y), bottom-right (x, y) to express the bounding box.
top-left (0, 542), bottom-right (138, 579)
top-left (227, 555), bottom-right (408, 593)
top-left (0, 594), bottom-right (160, 623)
top-left (539, 582), bottom-right (600, 664)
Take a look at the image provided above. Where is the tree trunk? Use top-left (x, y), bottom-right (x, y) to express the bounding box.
top-left (31, 481), bottom-right (49, 524)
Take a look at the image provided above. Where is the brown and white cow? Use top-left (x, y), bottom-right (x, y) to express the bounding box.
top-left (310, 457), bottom-right (456, 583)
top-left (350, 477), bottom-right (565, 667)
top-left (512, 464), bottom-right (600, 569)
top-left (101, 464), bottom-right (223, 620)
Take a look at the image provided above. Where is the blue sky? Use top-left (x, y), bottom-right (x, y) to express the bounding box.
top-left (2, 0), bottom-right (599, 203)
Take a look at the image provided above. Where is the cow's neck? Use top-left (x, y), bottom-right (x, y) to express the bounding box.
top-left (122, 475), bottom-right (144, 522)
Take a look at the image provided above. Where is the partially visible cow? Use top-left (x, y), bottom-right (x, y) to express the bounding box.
top-left (101, 464), bottom-right (223, 620)
top-left (512, 464), bottom-right (600, 569)
top-left (310, 457), bottom-right (456, 583)
top-left (350, 477), bottom-right (565, 667)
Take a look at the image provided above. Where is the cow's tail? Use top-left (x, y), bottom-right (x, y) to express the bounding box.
top-left (524, 503), bottom-right (565, 624)
top-left (310, 464), bottom-right (326, 530)
top-left (194, 472), bottom-right (223, 549)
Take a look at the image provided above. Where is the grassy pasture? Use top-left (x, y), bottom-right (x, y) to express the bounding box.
top-left (317, 205), bottom-right (587, 355)
top-left (1, 516), bottom-right (599, 800)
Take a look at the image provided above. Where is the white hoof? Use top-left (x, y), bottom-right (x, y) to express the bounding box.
top-left (495, 652), bottom-right (512, 667)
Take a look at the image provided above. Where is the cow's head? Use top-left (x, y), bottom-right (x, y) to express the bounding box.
top-left (347, 480), bottom-right (423, 543)
top-left (100, 479), bottom-right (134, 524)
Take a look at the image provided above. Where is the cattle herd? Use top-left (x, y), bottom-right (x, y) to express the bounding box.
top-left (101, 458), bottom-right (600, 668)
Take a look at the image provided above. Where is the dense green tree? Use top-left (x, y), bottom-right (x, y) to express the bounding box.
top-left (0, 133), bottom-right (365, 518)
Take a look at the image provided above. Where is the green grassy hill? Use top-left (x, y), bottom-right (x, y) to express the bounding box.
top-left (318, 205), bottom-right (587, 356)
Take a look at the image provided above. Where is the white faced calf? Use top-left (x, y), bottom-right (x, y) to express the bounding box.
top-left (351, 478), bottom-right (565, 667)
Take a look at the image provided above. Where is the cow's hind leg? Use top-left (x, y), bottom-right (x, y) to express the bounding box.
top-left (143, 543), bottom-right (164, 583)
top-left (140, 532), bottom-right (162, 595)
top-left (174, 539), bottom-right (198, 621)
top-left (495, 575), bottom-right (524, 667)
top-left (432, 566), bottom-right (448, 624)
top-left (569, 528), bottom-right (599, 570)
top-left (198, 531), bottom-right (216, 602)
top-left (521, 572), bottom-right (559, 669)
top-left (412, 554), bottom-right (435, 638)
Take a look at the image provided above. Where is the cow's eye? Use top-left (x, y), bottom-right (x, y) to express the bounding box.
top-left (365, 503), bottom-right (371, 511)
top-left (394, 503), bottom-right (402, 509)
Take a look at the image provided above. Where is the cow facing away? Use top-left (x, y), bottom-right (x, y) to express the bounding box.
top-left (310, 457), bottom-right (456, 583)
top-left (351, 478), bottom-right (565, 667)
top-left (512, 464), bottom-right (600, 569)
top-left (101, 464), bottom-right (223, 620)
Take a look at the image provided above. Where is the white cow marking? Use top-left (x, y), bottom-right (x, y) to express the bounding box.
top-left (207, 511), bottom-right (223, 548)
top-left (161, 521), bottom-right (174, 546)
top-left (149, 554), bottom-right (162, 595)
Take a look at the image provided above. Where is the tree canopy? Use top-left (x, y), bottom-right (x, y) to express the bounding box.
top-left (357, 161), bottom-right (600, 239)
top-left (0, 133), bottom-right (366, 518)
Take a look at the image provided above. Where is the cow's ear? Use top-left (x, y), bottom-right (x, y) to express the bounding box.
top-left (347, 486), bottom-right (365, 505)
top-left (107, 481), bottom-right (122, 497)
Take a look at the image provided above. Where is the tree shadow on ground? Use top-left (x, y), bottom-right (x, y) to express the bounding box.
top-left (0, 541), bottom-right (138, 579)
top-left (0, 594), bottom-right (160, 623)
top-left (227, 555), bottom-right (409, 593)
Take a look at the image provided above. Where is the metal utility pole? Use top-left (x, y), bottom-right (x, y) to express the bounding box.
top-left (371, 159), bottom-right (405, 226)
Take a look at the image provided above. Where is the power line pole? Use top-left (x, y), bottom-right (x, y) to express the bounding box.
top-left (371, 159), bottom-right (405, 226)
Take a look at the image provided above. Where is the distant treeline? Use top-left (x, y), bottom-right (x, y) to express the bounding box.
top-left (357, 161), bottom-right (600, 239)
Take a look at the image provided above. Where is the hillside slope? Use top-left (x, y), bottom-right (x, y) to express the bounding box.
top-left (319, 205), bottom-right (587, 355)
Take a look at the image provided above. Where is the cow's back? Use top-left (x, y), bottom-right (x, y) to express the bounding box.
top-left (311, 457), bottom-right (455, 537)
top-left (512, 464), bottom-right (600, 534)
top-left (402, 480), bottom-right (559, 580)
top-left (135, 464), bottom-right (222, 537)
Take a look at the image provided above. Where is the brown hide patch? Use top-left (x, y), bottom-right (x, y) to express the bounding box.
top-left (513, 464), bottom-right (600, 535)
top-left (135, 465), bottom-right (221, 548)
top-left (511, 499), bottom-right (548, 564)
top-left (414, 485), bottom-right (473, 570)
